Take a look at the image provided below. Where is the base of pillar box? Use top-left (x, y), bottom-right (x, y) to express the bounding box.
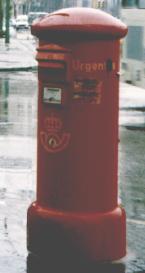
top-left (27, 202), bottom-right (126, 263)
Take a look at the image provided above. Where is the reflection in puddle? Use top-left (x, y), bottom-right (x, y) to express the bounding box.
top-left (27, 253), bottom-right (125, 273)
top-left (0, 73), bottom-right (37, 137)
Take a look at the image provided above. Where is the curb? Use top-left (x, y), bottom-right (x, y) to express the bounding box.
top-left (0, 66), bottom-right (37, 72)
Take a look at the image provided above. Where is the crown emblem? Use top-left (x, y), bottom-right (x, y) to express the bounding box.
top-left (45, 115), bottom-right (62, 133)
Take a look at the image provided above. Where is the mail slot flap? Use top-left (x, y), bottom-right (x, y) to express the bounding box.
top-left (37, 43), bottom-right (71, 52)
top-left (38, 61), bottom-right (65, 69)
top-left (36, 52), bottom-right (67, 62)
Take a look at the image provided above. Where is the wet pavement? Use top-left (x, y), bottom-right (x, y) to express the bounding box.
top-left (0, 72), bottom-right (145, 273)
top-left (0, 30), bottom-right (37, 71)
top-left (0, 72), bottom-right (37, 273)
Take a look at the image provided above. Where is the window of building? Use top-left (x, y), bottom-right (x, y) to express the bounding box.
top-left (82, 0), bottom-right (90, 7)
top-left (64, 0), bottom-right (78, 7)
top-left (122, 0), bottom-right (139, 7)
top-left (127, 26), bottom-right (143, 60)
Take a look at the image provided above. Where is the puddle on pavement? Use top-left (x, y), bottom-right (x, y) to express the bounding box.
top-left (120, 110), bottom-right (145, 129)
top-left (0, 72), bottom-right (37, 172)
top-left (0, 72), bottom-right (37, 137)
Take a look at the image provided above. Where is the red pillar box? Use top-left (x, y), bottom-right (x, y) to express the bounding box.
top-left (27, 8), bottom-right (128, 262)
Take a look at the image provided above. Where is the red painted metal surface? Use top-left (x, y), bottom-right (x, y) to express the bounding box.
top-left (31, 7), bottom-right (127, 39)
top-left (27, 7), bottom-right (128, 262)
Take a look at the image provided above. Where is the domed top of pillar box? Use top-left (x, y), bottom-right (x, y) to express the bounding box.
top-left (31, 7), bottom-right (128, 41)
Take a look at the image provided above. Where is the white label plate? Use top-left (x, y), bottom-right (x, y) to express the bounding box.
top-left (43, 87), bottom-right (61, 104)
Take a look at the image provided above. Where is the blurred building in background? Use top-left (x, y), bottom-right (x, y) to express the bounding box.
top-left (13, 0), bottom-right (122, 17)
top-left (92, 0), bottom-right (121, 17)
top-left (122, 0), bottom-right (145, 8)
top-left (63, 0), bottom-right (91, 8)
top-left (121, 0), bottom-right (145, 87)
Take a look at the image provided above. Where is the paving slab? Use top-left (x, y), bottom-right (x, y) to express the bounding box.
top-left (0, 35), bottom-right (37, 71)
